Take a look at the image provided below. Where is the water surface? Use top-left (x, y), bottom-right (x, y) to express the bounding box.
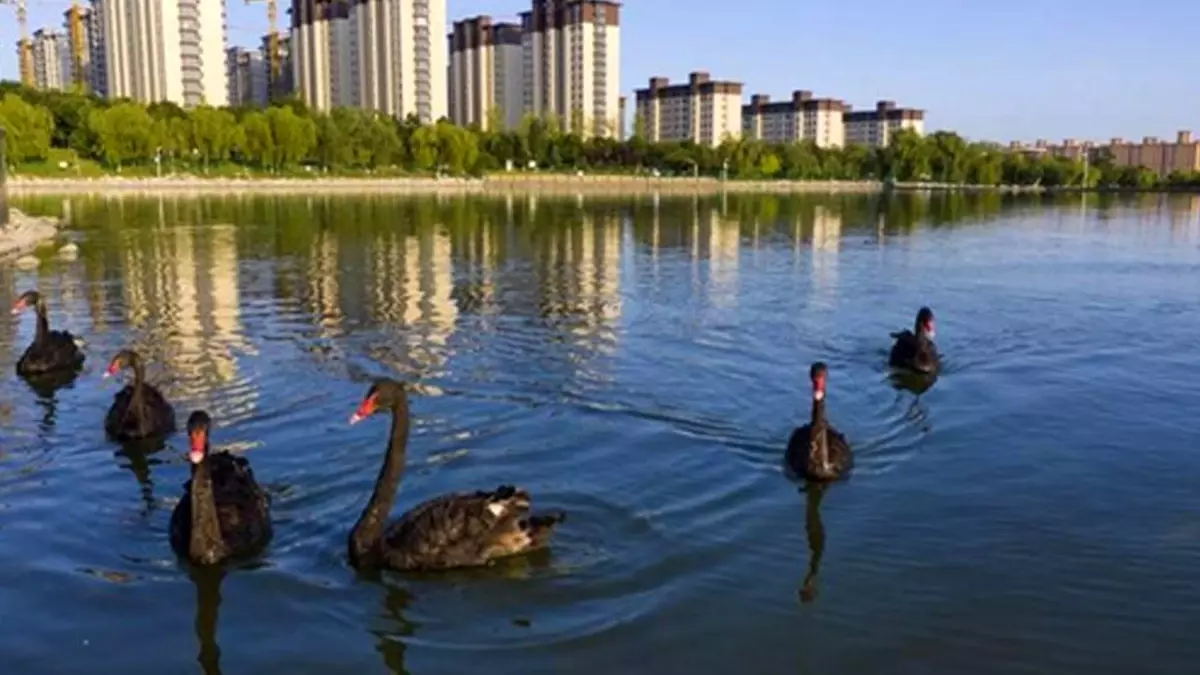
top-left (3, 191), bottom-right (1200, 674)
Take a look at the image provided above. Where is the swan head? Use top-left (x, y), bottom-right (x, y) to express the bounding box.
top-left (349, 378), bottom-right (408, 424)
top-left (809, 362), bottom-right (828, 401)
top-left (11, 290), bottom-right (41, 315)
top-left (916, 307), bottom-right (935, 339)
top-left (187, 410), bottom-right (212, 464)
top-left (103, 349), bottom-right (140, 379)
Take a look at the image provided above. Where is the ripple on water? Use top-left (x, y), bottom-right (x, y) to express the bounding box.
top-left (5, 194), bottom-right (1200, 675)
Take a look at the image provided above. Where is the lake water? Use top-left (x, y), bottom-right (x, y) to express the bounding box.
top-left (3, 191), bottom-right (1200, 675)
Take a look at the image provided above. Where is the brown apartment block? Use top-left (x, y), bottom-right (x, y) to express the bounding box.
top-left (635, 72), bottom-right (744, 147)
top-left (449, 16), bottom-right (524, 130)
top-left (741, 90), bottom-right (848, 148)
top-left (520, 0), bottom-right (621, 137)
top-left (1013, 131), bottom-right (1200, 178)
top-left (1107, 131), bottom-right (1200, 177)
top-left (844, 100), bottom-right (925, 148)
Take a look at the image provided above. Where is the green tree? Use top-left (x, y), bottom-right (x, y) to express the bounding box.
top-left (434, 121), bottom-right (479, 174)
top-left (88, 102), bottom-right (156, 167)
top-left (189, 106), bottom-right (241, 172)
top-left (313, 113), bottom-right (345, 170)
top-left (0, 94), bottom-right (54, 163)
top-left (366, 114), bottom-right (402, 169)
top-left (484, 105), bottom-right (505, 133)
top-left (238, 110), bottom-right (274, 169)
top-left (880, 128), bottom-right (931, 181)
top-left (265, 105), bottom-right (315, 171)
top-left (409, 124), bottom-right (439, 171)
top-left (0, 78), bottom-right (1181, 190)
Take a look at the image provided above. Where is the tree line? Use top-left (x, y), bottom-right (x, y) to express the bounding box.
top-left (0, 82), bottom-right (1197, 189)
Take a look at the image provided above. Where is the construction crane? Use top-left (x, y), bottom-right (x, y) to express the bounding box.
top-left (0, 0), bottom-right (34, 88)
top-left (244, 0), bottom-right (280, 83)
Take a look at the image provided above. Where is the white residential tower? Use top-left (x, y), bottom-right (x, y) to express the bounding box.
top-left (93, 0), bottom-right (229, 106)
top-left (448, 16), bottom-right (523, 130)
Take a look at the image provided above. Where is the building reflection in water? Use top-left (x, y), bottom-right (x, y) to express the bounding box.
top-left (535, 208), bottom-right (623, 352)
top-left (692, 198), bottom-right (740, 310)
top-left (810, 204), bottom-right (842, 296)
top-left (363, 226), bottom-right (459, 387)
top-left (308, 228), bottom-right (344, 336)
top-left (1168, 194), bottom-right (1200, 242)
top-left (117, 197), bottom-right (255, 421)
top-left (449, 212), bottom-right (500, 320)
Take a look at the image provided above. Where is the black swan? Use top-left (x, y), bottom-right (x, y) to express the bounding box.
top-left (169, 411), bottom-right (273, 565)
top-left (785, 362), bottom-right (852, 482)
top-left (347, 378), bottom-right (565, 572)
top-left (11, 290), bottom-right (85, 376)
top-left (888, 306), bottom-right (940, 374)
top-left (104, 349), bottom-right (177, 440)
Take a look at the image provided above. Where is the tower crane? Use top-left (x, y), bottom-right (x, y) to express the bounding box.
top-left (0, 0), bottom-right (34, 88)
top-left (244, 0), bottom-right (280, 82)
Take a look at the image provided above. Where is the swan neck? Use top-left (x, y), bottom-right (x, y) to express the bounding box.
top-left (127, 355), bottom-right (148, 403)
top-left (810, 396), bottom-right (826, 426)
top-left (189, 456), bottom-right (226, 564)
top-left (34, 301), bottom-right (49, 342)
top-left (809, 397), bottom-right (829, 468)
top-left (349, 402), bottom-right (409, 567)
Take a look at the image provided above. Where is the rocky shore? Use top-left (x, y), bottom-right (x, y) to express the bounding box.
top-left (0, 208), bottom-right (63, 262)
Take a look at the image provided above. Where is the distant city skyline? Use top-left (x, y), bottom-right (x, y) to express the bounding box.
top-left (2, 0), bottom-right (1197, 143)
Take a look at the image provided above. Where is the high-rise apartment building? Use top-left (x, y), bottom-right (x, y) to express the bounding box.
top-left (290, 0), bottom-right (351, 111)
top-left (742, 90), bottom-right (847, 149)
top-left (31, 29), bottom-right (72, 92)
top-left (293, 0), bottom-right (445, 120)
top-left (82, 5), bottom-right (108, 96)
top-left (62, 5), bottom-right (95, 93)
top-left (263, 31), bottom-right (293, 101)
top-left (844, 100), bottom-right (925, 147)
top-left (351, 0), bottom-right (447, 122)
top-left (448, 16), bottom-right (523, 130)
top-left (520, 0), bottom-right (620, 137)
top-left (226, 46), bottom-right (268, 106)
top-left (634, 72), bottom-right (743, 147)
top-left (93, 0), bottom-right (228, 107)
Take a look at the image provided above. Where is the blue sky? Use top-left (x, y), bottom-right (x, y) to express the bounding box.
top-left (2, 0), bottom-right (1196, 143)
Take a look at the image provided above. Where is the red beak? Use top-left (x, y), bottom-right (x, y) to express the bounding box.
top-left (10, 300), bottom-right (24, 315)
top-left (103, 362), bottom-right (119, 379)
top-left (190, 431), bottom-right (206, 454)
top-left (349, 394), bottom-right (378, 424)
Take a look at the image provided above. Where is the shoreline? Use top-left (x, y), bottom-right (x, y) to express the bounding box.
top-left (8, 175), bottom-right (883, 196)
top-left (8, 175), bottom-right (1194, 197)
top-left (6, 174), bottom-right (1051, 196)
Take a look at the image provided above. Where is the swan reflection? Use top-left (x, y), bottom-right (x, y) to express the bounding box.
top-left (798, 482), bottom-right (827, 604)
top-left (114, 436), bottom-right (169, 517)
top-left (190, 565), bottom-right (225, 675)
